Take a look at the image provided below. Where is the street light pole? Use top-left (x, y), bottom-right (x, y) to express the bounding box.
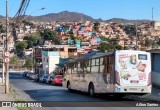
top-left (5, 0), bottom-right (9, 93)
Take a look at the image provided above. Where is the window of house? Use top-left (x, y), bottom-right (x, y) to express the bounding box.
top-left (60, 48), bottom-right (64, 51)
top-left (43, 57), bottom-right (45, 62)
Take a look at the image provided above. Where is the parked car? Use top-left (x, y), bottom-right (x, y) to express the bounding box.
top-left (26, 72), bottom-right (31, 78)
top-left (22, 71), bottom-right (29, 77)
top-left (46, 76), bottom-right (54, 84)
top-left (34, 74), bottom-right (39, 82)
top-left (52, 75), bottom-right (63, 86)
top-left (39, 75), bottom-right (48, 83)
top-left (29, 74), bottom-right (36, 80)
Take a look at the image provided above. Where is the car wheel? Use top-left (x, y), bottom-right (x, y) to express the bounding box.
top-left (88, 83), bottom-right (95, 97)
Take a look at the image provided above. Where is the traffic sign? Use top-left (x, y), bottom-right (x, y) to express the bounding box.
top-left (4, 58), bottom-right (10, 63)
top-left (4, 51), bottom-right (10, 57)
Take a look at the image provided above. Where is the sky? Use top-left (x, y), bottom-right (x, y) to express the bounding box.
top-left (0, 0), bottom-right (160, 20)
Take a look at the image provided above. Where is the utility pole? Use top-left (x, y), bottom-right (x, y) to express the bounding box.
top-left (2, 35), bottom-right (5, 84)
top-left (5, 0), bottom-right (9, 94)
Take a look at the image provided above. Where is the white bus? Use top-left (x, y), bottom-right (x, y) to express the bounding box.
top-left (63, 50), bottom-right (152, 97)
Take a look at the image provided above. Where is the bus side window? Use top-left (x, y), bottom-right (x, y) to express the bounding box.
top-left (70, 64), bottom-right (73, 74)
top-left (87, 60), bottom-right (91, 73)
top-left (68, 64), bottom-right (72, 74)
top-left (73, 63), bottom-right (77, 74)
top-left (109, 56), bottom-right (114, 64)
top-left (80, 61), bottom-right (84, 73)
top-left (77, 62), bottom-right (83, 73)
top-left (103, 56), bottom-right (110, 73)
top-left (109, 56), bottom-right (114, 84)
top-left (64, 65), bottom-right (66, 74)
top-left (108, 56), bottom-right (114, 72)
top-left (91, 59), bottom-right (99, 73)
top-left (84, 60), bottom-right (90, 73)
top-left (100, 58), bottom-right (104, 73)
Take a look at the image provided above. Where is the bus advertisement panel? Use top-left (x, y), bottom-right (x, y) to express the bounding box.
top-left (115, 50), bottom-right (151, 89)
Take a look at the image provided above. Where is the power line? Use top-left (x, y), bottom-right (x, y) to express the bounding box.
top-left (12, 0), bottom-right (31, 23)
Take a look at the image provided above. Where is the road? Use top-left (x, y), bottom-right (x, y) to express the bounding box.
top-left (8, 72), bottom-right (160, 110)
top-left (9, 72), bottom-right (130, 102)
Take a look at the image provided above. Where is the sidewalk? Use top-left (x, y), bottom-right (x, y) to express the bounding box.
top-left (125, 85), bottom-right (160, 102)
top-left (0, 83), bottom-right (17, 110)
top-left (143, 85), bottom-right (160, 102)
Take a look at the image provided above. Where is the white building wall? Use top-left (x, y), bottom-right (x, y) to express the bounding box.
top-left (42, 51), bottom-right (60, 75)
top-left (48, 56), bottom-right (60, 74)
top-left (42, 56), bottom-right (48, 75)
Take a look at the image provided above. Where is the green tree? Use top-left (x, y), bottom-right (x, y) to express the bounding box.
top-left (10, 56), bottom-right (18, 69)
top-left (0, 60), bottom-right (2, 67)
top-left (41, 29), bottom-right (60, 44)
top-left (110, 38), bottom-right (119, 45)
top-left (15, 41), bottom-right (28, 51)
top-left (22, 20), bottom-right (33, 26)
top-left (115, 44), bottom-right (123, 50)
top-left (145, 38), bottom-right (156, 48)
top-left (24, 36), bottom-right (38, 48)
top-left (0, 25), bottom-right (5, 33)
top-left (99, 42), bottom-right (122, 52)
top-left (99, 36), bottom-right (110, 42)
top-left (24, 32), bottom-right (41, 48)
top-left (99, 43), bottom-right (115, 52)
top-left (25, 59), bottom-right (33, 70)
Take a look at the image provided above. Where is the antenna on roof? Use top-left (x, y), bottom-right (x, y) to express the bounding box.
top-left (152, 7), bottom-right (154, 21)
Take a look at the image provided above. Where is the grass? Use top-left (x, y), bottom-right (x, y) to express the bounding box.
top-left (10, 86), bottom-right (32, 110)
top-left (17, 107), bottom-right (31, 110)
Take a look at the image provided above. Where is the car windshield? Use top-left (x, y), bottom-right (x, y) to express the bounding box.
top-left (44, 76), bottom-right (48, 78)
top-left (56, 76), bottom-right (62, 78)
top-left (50, 76), bottom-right (54, 78)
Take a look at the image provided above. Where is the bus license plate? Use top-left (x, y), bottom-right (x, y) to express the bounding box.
top-left (129, 88), bottom-right (138, 91)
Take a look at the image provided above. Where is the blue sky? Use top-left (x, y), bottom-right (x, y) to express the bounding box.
top-left (0, 0), bottom-right (160, 20)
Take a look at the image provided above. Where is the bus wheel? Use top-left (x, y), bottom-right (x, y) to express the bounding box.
top-left (114, 94), bottom-right (125, 99)
top-left (67, 82), bottom-right (72, 91)
top-left (88, 83), bottom-right (95, 97)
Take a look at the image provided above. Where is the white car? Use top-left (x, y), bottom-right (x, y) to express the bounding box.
top-left (46, 76), bottom-right (54, 84)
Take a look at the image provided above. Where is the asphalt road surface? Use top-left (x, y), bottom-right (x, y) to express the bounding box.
top-left (8, 72), bottom-right (160, 110)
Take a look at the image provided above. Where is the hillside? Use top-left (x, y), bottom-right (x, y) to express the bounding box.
top-left (0, 11), bottom-right (152, 23)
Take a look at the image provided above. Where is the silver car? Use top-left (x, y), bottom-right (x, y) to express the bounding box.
top-left (39, 75), bottom-right (48, 83)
